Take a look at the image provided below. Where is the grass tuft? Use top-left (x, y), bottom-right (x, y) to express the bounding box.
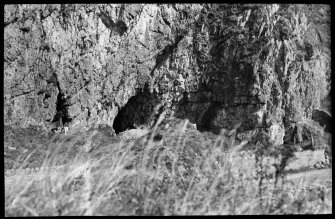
top-left (5, 119), bottom-right (332, 215)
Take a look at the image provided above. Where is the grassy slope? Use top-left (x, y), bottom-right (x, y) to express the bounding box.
top-left (4, 119), bottom-right (332, 215)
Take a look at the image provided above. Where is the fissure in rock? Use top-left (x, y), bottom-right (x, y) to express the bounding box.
top-left (51, 91), bottom-right (72, 128)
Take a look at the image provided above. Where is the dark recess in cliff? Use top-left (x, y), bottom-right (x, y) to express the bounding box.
top-left (51, 91), bottom-right (72, 127)
top-left (113, 105), bottom-right (136, 134)
top-left (197, 102), bottom-right (224, 134)
top-left (113, 84), bottom-right (162, 134)
top-left (312, 109), bottom-right (332, 133)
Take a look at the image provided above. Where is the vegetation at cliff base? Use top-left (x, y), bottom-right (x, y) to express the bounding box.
top-left (5, 119), bottom-right (332, 215)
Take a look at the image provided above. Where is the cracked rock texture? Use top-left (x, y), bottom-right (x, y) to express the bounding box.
top-left (4, 4), bottom-right (331, 145)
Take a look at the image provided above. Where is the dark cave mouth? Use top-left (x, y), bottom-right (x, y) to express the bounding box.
top-left (51, 91), bottom-right (72, 127)
top-left (113, 86), bottom-right (162, 135)
top-left (113, 104), bottom-right (135, 134)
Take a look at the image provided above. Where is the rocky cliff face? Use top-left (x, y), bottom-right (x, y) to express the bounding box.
top-left (4, 4), bottom-right (331, 145)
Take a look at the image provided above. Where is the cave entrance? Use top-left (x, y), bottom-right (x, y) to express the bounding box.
top-left (51, 91), bottom-right (72, 128)
top-left (113, 104), bottom-right (135, 134)
top-left (113, 85), bottom-right (162, 134)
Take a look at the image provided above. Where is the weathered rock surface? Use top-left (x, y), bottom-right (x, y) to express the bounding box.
top-left (4, 4), bottom-right (331, 146)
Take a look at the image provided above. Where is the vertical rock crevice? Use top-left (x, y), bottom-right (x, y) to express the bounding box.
top-left (51, 91), bottom-right (72, 128)
top-left (50, 73), bottom-right (72, 128)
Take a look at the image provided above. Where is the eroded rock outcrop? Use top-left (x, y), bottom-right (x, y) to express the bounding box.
top-left (4, 4), bottom-right (331, 146)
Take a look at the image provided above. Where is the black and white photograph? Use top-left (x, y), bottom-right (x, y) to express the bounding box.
top-left (4, 3), bottom-right (332, 215)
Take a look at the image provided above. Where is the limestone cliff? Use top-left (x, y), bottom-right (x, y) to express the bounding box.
top-left (4, 4), bottom-right (331, 145)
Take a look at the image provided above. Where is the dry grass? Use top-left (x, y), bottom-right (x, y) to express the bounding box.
top-left (5, 119), bottom-right (332, 215)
